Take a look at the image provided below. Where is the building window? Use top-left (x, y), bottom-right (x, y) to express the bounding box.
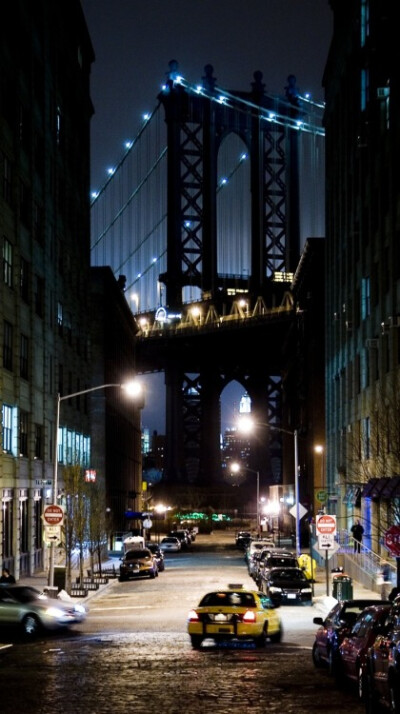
top-left (33, 497), bottom-right (42, 550)
top-left (19, 495), bottom-right (28, 553)
top-left (360, 0), bottom-right (369, 47)
top-left (20, 334), bottom-right (29, 379)
top-left (2, 404), bottom-right (13, 452)
top-left (19, 410), bottom-right (28, 456)
top-left (33, 202), bottom-right (43, 244)
top-left (361, 276), bottom-right (370, 319)
top-left (363, 416), bottom-right (371, 459)
top-left (3, 320), bottom-right (13, 371)
top-left (20, 257), bottom-right (30, 302)
top-left (361, 349), bottom-right (369, 389)
top-left (19, 180), bottom-right (30, 227)
top-left (1, 493), bottom-right (13, 558)
top-left (34, 424), bottom-right (43, 459)
top-left (2, 153), bottom-right (12, 204)
top-left (34, 274), bottom-right (44, 316)
top-left (3, 237), bottom-right (13, 287)
top-left (57, 301), bottom-right (63, 334)
top-left (361, 68), bottom-right (369, 112)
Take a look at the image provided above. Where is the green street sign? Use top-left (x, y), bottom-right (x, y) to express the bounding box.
top-left (316, 490), bottom-right (327, 503)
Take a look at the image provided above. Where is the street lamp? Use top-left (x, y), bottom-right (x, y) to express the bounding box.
top-left (49, 379), bottom-right (143, 588)
top-left (230, 461), bottom-right (260, 535)
top-left (237, 416), bottom-right (300, 557)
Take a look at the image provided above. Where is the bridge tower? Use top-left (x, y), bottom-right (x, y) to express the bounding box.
top-left (154, 62), bottom-right (303, 488)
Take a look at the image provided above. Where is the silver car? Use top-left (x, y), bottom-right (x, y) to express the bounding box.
top-left (0, 585), bottom-right (87, 638)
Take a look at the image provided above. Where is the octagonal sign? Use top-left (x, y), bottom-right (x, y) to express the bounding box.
top-left (43, 504), bottom-right (64, 526)
top-left (384, 525), bottom-right (400, 557)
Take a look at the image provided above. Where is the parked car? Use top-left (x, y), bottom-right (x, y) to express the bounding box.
top-left (364, 595), bottom-right (400, 713)
top-left (0, 585), bottom-right (86, 638)
top-left (159, 536), bottom-right (181, 553)
top-left (169, 530), bottom-right (191, 549)
top-left (119, 547), bottom-right (158, 581)
top-left (261, 566), bottom-right (312, 606)
top-left (235, 531), bottom-right (252, 550)
top-left (335, 602), bottom-right (392, 699)
top-left (312, 598), bottom-right (384, 673)
top-left (257, 551), bottom-right (298, 586)
top-left (187, 584), bottom-right (282, 649)
top-left (245, 539), bottom-right (275, 568)
top-left (146, 542), bottom-right (165, 572)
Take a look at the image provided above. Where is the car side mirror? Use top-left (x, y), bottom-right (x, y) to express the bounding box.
top-left (313, 617), bottom-right (323, 626)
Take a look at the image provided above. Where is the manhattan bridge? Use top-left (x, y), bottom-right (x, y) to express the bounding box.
top-left (90, 61), bottom-right (325, 493)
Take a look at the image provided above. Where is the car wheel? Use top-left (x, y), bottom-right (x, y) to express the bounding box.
top-left (149, 570), bottom-right (156, 579)
top-left (312, 642), bottom-right (324, 668)
top-left (270, 626), bottom-right (282, 643)
top-left (22, 614), bottom-right (41, 638)
top-left (190, 635), bottom-right (202, 649)
top-left (364, 670), bottom-right (379, 714)
top-left (255, 625), bottom-right (268, 648)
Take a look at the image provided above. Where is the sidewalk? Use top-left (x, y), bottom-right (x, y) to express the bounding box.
top-left (16, 530), bottom-right (384, 609)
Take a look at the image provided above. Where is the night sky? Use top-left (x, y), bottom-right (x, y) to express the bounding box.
top-left (80, 0), bottom-right (333, 433)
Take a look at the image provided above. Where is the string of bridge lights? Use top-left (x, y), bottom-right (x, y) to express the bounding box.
top-left (90, 72), bottom-right (326, 302)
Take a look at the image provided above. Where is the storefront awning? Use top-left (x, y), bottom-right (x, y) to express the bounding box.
top-left (361, 478), bottom-right (380, 498)
top-left (380, 475), bottom-right (400, 498)
top-left (362, 477), bottom-right (395, 499)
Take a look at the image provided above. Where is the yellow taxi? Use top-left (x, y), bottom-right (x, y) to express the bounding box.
top-left (187, 584), bottom-right (282, 648)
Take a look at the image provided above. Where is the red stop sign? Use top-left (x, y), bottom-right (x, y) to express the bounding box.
top-left (384, 525), bottom-right (400, 557)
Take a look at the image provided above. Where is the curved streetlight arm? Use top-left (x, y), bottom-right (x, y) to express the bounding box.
top-left (236, 418), bottom-right (301, 556)
top-left (49, 380), bottom-right (142, 587)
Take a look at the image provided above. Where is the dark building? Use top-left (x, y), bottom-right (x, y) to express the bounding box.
top-left (0, 1), bottom-right (141, 576)
top-left (324, 0), bottom-right (400, 551)
top-left (90, 267), bottom-right (144, 537)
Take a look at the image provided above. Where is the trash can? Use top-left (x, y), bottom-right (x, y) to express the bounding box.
top-left (54, 565), bottom-right (66, 592)
top-left (332, 574), bottom-right (353, 600)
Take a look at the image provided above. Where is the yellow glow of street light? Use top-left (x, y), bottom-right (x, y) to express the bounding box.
top-left (235, 415), bottom-right (301, 557)
top-left (314, 444), bottom-right (324, 455)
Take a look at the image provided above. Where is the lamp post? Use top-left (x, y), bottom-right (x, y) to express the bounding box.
top-left (49, 379), bottom-right (143, 588)
top-left (230, 461), bottom-right (260, 535)
top-left (237, 417), bottom-right (300, 557)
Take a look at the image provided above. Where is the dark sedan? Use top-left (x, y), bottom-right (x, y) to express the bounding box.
top-left (335, 602), bottom-right (391, 699)
top-left (261, 567), bottom-right (312, 606)
top-left (364, 596), bottom-right (400, 714)
top-left (146, 542), bottom-right (165, 572)
top-left (312, 598), bottom-right (384, 674)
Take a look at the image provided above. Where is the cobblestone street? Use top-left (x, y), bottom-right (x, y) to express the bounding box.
top-left (0, 632), bottom-right (364, 714)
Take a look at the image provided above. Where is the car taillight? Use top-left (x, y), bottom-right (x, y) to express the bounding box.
top-left (242, 610), bottom-right (256, 623)
top-left (188, 609), bottom-right (199, 622)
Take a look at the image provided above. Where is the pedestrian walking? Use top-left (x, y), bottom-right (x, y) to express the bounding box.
top-left (350, 519), bottom-right (364, 553)
top-left (378, 560), bottom-right (393, 600)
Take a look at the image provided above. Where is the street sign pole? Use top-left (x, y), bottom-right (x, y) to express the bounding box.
top-left (325, 550), bottom-right (329, 596)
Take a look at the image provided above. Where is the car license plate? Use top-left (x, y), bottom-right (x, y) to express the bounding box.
top-left (287, 593), bottom-right (296, 599)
